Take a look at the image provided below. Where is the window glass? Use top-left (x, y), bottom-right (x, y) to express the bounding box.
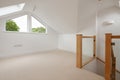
top-left (31, 16), bottom-right (46, 33)
top-left (6, 15), bottom-right (27, 32)
top-left (5, 15), bottom-right (47, 33)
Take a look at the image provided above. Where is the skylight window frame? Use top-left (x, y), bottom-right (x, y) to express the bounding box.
top-left (4, 14), bottom-right (47, 34)
top-left (0, 3), bottom-right (25, 16)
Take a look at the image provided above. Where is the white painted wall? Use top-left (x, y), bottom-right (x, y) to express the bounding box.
top-left (58, 32), bottom-right (95, 54)
top-left (58, 0), bottom-right (96, 53)
top-left (97, 6), bottom-right (120, 60)
top-left (97, 6), bottom-right (120, 77)
top-left (0, 29), bottom-right (58, 58)
top-left (58, 34), bottom-right (76, 53)
top-left (0, 12), bottom-right (58, 58)
top-left (58, 0), bottom-right (98, 74)
top-left (58, 18), bottom-right (96, 54)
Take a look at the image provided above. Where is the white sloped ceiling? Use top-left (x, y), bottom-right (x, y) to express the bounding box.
top-left (24, 0), bottom-right (79, 34)
top-left (0, 0), bottom-right (118, 33)
top-left (24, 0), bottom-right (118, 33)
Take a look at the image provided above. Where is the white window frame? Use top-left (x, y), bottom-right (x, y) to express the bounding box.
top-left (4, 14), bottom-right (47, 34)
top-left (0, 3), bottom-right (25, 16)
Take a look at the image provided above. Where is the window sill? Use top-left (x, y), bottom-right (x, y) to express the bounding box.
top-left (0, 31), bottom-right (48, 35)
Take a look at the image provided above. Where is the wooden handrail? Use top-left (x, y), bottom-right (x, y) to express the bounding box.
top-left (105, 33), bottom-right (120, 80)
top-left (82, 36), bottom-right (94, 38)
top-left (76, 34), bottom-right (96, 68)
top-left (111, 35), bottom-right (120, 39)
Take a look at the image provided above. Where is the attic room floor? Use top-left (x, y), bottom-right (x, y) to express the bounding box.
top-left (0, 50), bottom-right (104, 80)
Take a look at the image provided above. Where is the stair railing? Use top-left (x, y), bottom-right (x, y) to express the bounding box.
top-left (111, 43), bottom-right (116, 80)
top-left (105, 33), bottom-right (120, 80)
top-left (76, 34), bottom-right (96, 68)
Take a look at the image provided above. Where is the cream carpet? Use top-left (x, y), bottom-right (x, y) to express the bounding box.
top-left (0, 50), bottom-right (104, 80)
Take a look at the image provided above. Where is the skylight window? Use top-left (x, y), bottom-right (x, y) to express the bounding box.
top-left (5, 15), bottom-right (47, 33)
top-left (6, 15), bottom-right (27, 32)
top-left (12, 15), bottom-right (27, 32)
top-left (32, 17), bottom-right (46, 33)
top-left (0, 3), bottom-right (25, 16)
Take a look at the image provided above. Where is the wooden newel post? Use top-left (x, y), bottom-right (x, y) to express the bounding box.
top-left (105, 33), bottom-right (112, 80)
top-left (76, 34), bottom-right (82, 68)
